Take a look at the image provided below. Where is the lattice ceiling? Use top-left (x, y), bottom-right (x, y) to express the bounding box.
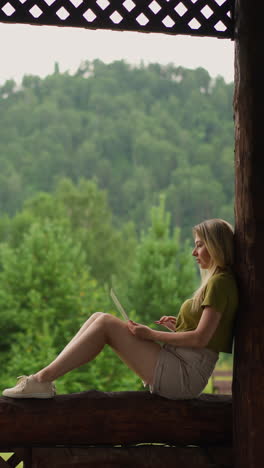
top-left (0, 0), bottom-right (234, 38)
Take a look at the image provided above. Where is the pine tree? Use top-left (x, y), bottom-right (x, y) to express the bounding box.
top-left (127, 196), bottom-right (198, 325)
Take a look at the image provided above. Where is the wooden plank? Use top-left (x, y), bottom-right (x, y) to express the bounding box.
top-left (213, 381), bottom-right (232, 394)
top-left (234, 1), bottom-right (264, 467)
top-left (0, 391), bottom-right (232, 446)
top-left (0, 457), bottom-right (9, 468)
top-left (213, 370), bottom-right (232, 377)
top-left (0, 449), bottom-right (32, 468)
top-left (7, 449), bottom-right (31, 468)
top-left (212, 370), bottom-right (232, 394)
top-left (31, 445), bottom-right (233, 468)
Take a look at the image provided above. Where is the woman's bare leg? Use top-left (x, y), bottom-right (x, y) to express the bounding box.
top-left (34, 313), bottom-right (161, 386)
top-left (56, 312), bottom-right (104, 358)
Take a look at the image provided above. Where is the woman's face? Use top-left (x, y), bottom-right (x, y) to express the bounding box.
top-left (192, 234), bottom-right (211, 269)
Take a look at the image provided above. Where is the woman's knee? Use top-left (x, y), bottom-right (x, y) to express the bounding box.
top-left (89, 312), bottom-right (114, 329)
top-left (91, 311), bottom-right (104, 321)
top-left (97, 312), bottom-right (116, 326)
top-left (82, 312), bottom-right (104, 328)
top-left (96, 313), bottom-right (123, 338)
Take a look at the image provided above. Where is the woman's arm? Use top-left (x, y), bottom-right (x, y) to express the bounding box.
top-left (128, 306), bottom-right (221, 348)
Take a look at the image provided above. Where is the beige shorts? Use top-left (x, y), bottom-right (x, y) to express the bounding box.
top-left (149, 345), bottom-right (218, 400)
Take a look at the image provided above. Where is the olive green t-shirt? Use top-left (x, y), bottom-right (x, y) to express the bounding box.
top-left (175, 271), bottom-right (238, 353)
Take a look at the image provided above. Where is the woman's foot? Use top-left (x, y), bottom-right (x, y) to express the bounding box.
top-left (2, 375), bottom-right (56, 399)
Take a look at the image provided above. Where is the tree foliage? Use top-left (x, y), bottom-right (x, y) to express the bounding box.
top-left (0, 217), bottom-right (141, 392)
top-left (0, 61), bottom-right (234, 235)
top-left (126, 196), bottom-right (198, 325)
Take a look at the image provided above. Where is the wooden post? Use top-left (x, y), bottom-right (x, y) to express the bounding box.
top-left (233, 1), bottom-right (264, 467)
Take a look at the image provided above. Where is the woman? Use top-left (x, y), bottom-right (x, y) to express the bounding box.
top-left (2, 218), bottom-right (238, 400)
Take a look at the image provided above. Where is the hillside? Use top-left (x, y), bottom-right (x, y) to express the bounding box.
top-left (0, 60), bottom-right (234, 237)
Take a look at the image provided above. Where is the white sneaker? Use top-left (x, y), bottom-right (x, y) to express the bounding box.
top-left (2, 375), bottom-right (56, 399)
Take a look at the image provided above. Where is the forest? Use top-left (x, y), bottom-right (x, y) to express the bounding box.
top-left (0, 60), bottom-right (234, 393)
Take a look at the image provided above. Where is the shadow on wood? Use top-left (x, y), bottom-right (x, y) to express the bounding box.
top-left (31, 445), bottom-right (233, 468)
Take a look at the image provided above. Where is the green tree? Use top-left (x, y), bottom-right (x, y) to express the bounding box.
top-left (126, 196), bottom-right (198, 325)
top-left (166, 165), bottom-right (226, 239)
top-left (1, 179), bottom-right (137, 287)
top-left (0, 61), bottom-right (234, 231)
top-left (0, 219), bottom-right (142, 393)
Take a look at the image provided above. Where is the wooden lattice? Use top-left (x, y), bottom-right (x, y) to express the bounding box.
top-left (0, 449), bottom-right (31, 467)
top-left (0, 0), bottom-right (234, 38)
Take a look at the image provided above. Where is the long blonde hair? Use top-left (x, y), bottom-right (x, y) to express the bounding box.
top-left (191, 218), bottom-right (234, 312)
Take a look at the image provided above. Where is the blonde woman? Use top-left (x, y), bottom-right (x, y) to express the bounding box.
top-left (2, 219), bottom-right (238, 400)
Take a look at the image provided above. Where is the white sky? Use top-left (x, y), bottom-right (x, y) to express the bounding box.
top-left (0, 22), bottom-right (234, 85)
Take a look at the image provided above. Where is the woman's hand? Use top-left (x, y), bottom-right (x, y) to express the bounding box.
top-left (154, 316), bottom-right (177, 331)
top-left (127, 320), bottom-right (155, 340)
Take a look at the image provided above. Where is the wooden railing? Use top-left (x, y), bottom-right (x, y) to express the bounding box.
top-left (212, 369), bottom-right (233, 395)
top-left (0, 390), bottom-right (232, 468)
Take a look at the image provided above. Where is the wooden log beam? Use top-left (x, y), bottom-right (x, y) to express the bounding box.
top-left (31, 445), bottom-right (233, 468)
top-left (0, 391), bottom-right (232, 446)
top-left (234, 1), bottom-right (264, 467)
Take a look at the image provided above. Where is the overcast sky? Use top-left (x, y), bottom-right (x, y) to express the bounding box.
top-left (0, 22), bottom-right (234, 85)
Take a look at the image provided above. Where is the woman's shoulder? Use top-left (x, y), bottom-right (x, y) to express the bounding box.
top-left (203, 270), bottom-right (238, 311)
top-left (207, 270), bottom-right (237, 289)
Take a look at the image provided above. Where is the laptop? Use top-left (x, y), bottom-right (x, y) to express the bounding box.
top-left (110, 288), bottom-right (130, 321)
